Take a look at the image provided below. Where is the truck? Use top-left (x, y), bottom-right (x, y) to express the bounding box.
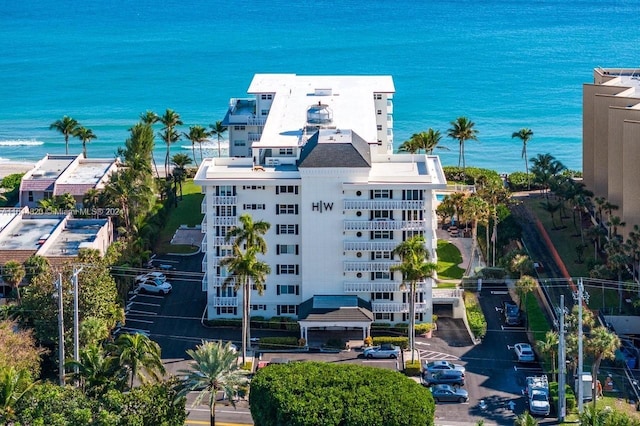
top-left (525, 376), bottom-right (550, 417)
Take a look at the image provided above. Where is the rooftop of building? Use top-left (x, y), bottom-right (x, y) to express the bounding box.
top-left (41, 219), bottom-right (108, 256)
top-left (596, 68), bottom-right (640, 98)
top-left (24, 155), bottom-right (76, 181)
top-left (298, 129), bottom-right (371, 168)
top-left (0, 215), bottom-right (63, 250)
top-left (57, 159), bottom-right (116, 185)
top-left (0, 208), bottom-right (22, 232)
top-left (247, 74), bottom-right (395, 149)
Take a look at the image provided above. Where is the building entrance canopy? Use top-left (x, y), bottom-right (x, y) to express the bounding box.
top-left (298, 295), bottom-right (373, 341)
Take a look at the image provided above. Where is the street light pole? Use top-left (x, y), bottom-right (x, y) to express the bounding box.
top-left (558, 295), bottom-right (566, 422)
top-left (72, 266), bottom-right (84, 378)
top-left (55, 273), bottom-right (65, 386)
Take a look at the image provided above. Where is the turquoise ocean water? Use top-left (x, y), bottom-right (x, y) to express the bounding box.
top-left (1, 0), bottom-right (639, 172)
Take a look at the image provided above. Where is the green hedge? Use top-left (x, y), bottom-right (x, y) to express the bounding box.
top-left (204, 318), bottom-right (242, 328)
top-left (250, 362), bottom-right (435, 426)
top-left (404, 360), bottom-right (421, 376)
top-left (258, 336), bottom-right (300, 350)
top-left (549, 382), bottom-right (576, 412)
top-left (464, 292), bottom-right (487, 339)
top-left (372, 336), bottom-right (409, 350)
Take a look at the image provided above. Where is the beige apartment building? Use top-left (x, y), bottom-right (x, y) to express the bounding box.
top-left (583, 67), bottom-right (640, 233)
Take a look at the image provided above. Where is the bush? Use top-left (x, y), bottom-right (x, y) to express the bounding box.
top-left (364, 336), bottom-right (373, 346)
top-left (464, 292), bottom-right (487, 339)
top-left (507, 171), bottom-right (531, 191)
top-left (325, 338), bottom-right (345, 349)
top-left (204, 318), bottom-right (242, 328)
top-left (250, 316), bottom-right (266, 328)
top-left (372, 336), bottom-right (409, 350)
top-left (404, 360), bottom-right (421, 376)
top-left (443, 166), bottom-right (502, 187)
top-left (549, 382), bottom-right (575, 412)
top-left (415, 323), bottom-right (433, 335)
top-left (241, 361), bottom-right (253, 371)
top-left (258, 336), bottom-right (299, 350)
top-left (477, 267), bottom-right (507, 279)
top-left (371, 322), bottom-right (391, 330)
top-left (250, 362), bottom-right (435, 426)
top-left (266, 316), bottom-right (300, 331)
top-left (392, 322), bottom-right (409, 333)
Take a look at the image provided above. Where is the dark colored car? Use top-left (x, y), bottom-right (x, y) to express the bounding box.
top-left (423, 370), bottom-right (465, 387)
top-left (431, 384), bottom-right (469, 403)
top-left (502, 300), bottom-right (522, 326)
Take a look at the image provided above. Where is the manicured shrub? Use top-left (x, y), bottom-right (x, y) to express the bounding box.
top-left (464, 292), bottom-right (487, 339)
top-left (392, 322), bottom-right (408, 332)
top-left (371, 322), bottom-right (391, 330)
top-left (415, 323), bottom-right (433, 334)
top-left (404, 360), bottom-right (421, 376)
top-left (250, 362), bottom-right (435, 426)
top-left (258, 336), bottom-right (299, 350)
top-left (204, 318), bottom-right (242, 328)
top-left (250, 316), bottom-right (266, 328)
top-left (325, 338), bottom-right (345, 349)
top-left (372, 336), bottom-right (409, 349)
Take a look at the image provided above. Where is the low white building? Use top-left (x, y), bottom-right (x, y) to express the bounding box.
top-left (195, 74), bottom-right (446, 338)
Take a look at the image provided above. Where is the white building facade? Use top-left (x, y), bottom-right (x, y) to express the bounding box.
top-left (195, 74), bottom-right (446, 337)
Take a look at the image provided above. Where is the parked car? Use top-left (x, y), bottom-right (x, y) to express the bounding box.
top-left (363, 344), bottom-right (401, 359)
top-left (515, 343), bottom-right (535, 363)
top-left (423, 370), bottom-right (465, 387)
top-left (135, 271), bottom-right (167, 283)
top-left (430, 384), bottom-right (469, 403)
top-left (502, 300), bottom-right (522, 326)
top-left (138, 278), bottom-right (172, 295)
top-left (424, 360), bottom-right (466, 374)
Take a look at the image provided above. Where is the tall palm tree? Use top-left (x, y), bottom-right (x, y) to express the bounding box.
top-left (184, 125), bottom-right (210, 166)
top-left (390, 235), bottom-right (437, 363)
top-left (158, 109), bottom-right (183, 178)
top-left (171, 153), bottom-right (192, 201)
top-left (512, 128), bottom-right (534, 190)
top-left (65, 344), bottom-right (122, 396)
top-left (49, 116), bottom-right (79, 155)
top-left (462, 194), bottom-right (489, 261)
top-left (585, 326), bottom-right (619, 406)
top-left (112, 333), bottom-right (165, 389)
top-left (139, 110), bottom-right (159, 125)
top-left (399, 129), bottom-right (447, 155)
top-left (219, 245), bottom-right (271, 365)
top-left (209, 121), bottom-right (228, 158)
top-left (1, 261), bottom-right (25, 304)
top-left (178, 341), bottom-right (249, 426)
top-left (515, 275), bottom-right (537, 310)
top-left (74, 126), bottom-right (97, 158)
top-left (536, 331), bottom-right (558, 381)
top-left (397, 137), bottom-right (420, 154)
top-left (447, 117), bottom-right (479, 179)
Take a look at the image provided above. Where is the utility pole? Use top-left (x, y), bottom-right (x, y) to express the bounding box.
top-left (72, 267), bottom-right (84, 378)
top-left (55, 273), bottom-right (65, 386)
top-left (558, 295), bottom-right (566, 422)
top-left (574, 278), bottom-right (588, 414)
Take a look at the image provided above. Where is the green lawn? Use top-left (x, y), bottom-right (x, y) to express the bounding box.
top-left (436, 240), bottom-right (465, 281)
top-left (156, 180), bottom-right (204, 254)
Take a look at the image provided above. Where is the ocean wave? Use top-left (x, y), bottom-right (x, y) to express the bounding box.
top-left (0, 139), bottom-right (44, 147)
top-left (180, 142), bottom-right (229, 150)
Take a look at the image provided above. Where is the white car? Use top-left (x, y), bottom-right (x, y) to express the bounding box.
top-left (363, 344), bottom-right (401, 359)
top-left (138, 278), bottom-right (172, 295)
top-left (424, 360), bottom-right (466, 374)
top-left (515, 343), bottom-right (535, 363)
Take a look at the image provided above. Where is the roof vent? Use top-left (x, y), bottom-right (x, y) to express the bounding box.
top-left (307, 102), bottom-right (333, 125)
top-left (314, 88), bottom-right (332, 96)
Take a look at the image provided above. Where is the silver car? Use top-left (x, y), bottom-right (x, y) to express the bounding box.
top-left (363, 344), bottom-right (401, 359)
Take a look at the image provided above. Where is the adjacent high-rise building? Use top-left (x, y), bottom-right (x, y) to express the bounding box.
top-left (195, 74), bottom-right (446, 339)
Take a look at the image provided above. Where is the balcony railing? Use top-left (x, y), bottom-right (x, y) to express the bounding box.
top-left (210, 277), bottom-right (236, 287)
top-left (343, 261), bottom-right (398, 272)
top-left (201, 276), bottom-right (207, 292)
top-left (212, 236), bottom-right (235, 246)
top-left (211, 216), bottom-right (238, 227)
top-left (372, 302), bottom-right (428, 313)
top-left (248, 133), bottom-right (261, 142)
top-left (343, 220), bottom-right (425, 231)
top-left (201, 238), bottom-right (207, 253)
top-left (247, 116), bottom-right (267, 126)
top-left (343, 199), bottom-right (425, 210)
top-left (212, 297), bottom-right (238, 307)
top-left (387, 99), bottom-right (393, 113)
top-left (201, 199), bottom-right (206, 214)
top-left (344, 281), bottom-right (399, 292)
top-left (343, 241), bottom-right (398, 251)
top-left (211, 196), bottom-right (237, 205)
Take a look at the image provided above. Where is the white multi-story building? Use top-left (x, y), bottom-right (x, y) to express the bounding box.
top-left (195, 74), bottom-right (446, 339)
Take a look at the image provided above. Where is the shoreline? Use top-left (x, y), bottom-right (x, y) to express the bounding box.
top-left (0, 160), bottom-right (36, 179)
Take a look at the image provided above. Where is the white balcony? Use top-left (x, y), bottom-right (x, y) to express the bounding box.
top-left (248, 133), bottom-right (261, 142)
top-left (201, 238), bottom-right (207, 253)
top-left (343, 241), bottom-right (398, 251)
top-left (212, 297), bottom-right (238, 307)
top-left (201, 276), bottom-right (207, 292)
top-left (371, 302), bottom-right (428, 313)
top-left (387, 115), bottom-right (393, 128)
top-left (213, 236), bottom-right (235, 246)
top-left (211, 196), bottom-right (237, 205)
top-left (247, 116), bottom-right (267, 126)
top-left (344, 281), bottom-right (399, 292)
top-left (210, 276), bottom-right (236, 287)
top-left (201, 199), bottom-right (207, 214)
top-left (343, 220), bottom-right (425, 231)
top-left (387, 99), bottom-right (393, 113)
top-left (343, 199), bottom-right (426, 210)
top-left (201, 216), bottom-right (207, 230)
top-left (210, 216), bottom-right (238, 227)
top-left (343, 261), bottom-right (398, 272)
top-left (201, 257), bottom-right (207, 272)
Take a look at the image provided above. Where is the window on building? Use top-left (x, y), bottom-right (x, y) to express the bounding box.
top-left (372, 210), bottom-right (391, 220)
top-left (377, 109), bottom-right (382, 115)
top-left (373, 292), bottom-right (392, 300)
top-left (277, 264), bottom-right (298, 275)
top-left (277, 284), bottom-right (299, 295)
top-left (374, 94), bottom-right (383, 100)
top-left (372, 251), bottom-right (392, 260)
top-left (375, 312), bottom-right (392, 321)
top-left (377, 125), bottom-right (383, 131)
top-left (372, 189), bottom-right (391, 199)
top-left (373, 271), bottom-right (392, 280)
top-left (251, 283), bottom-right (267, 291)
top-left (276, 185), bottom-right (298, 194)
top-left (403, 189), bottom-right (423, 200)
top-left (233, 125), bottom-right (246, 131)
top-left (377, 139), bottom-right (382, 145)
top-left (28, 191), bottom-right (33, 202)
top-left (372, 230), bottom-right (393, 240)
top-left (242, 185), bottom-right (265, 190)
top-left (251, 304), bottom-right (267, 311)
top-left (278, 148), bottom-right (294, 156)
top-left (277, 244), bottom-right (298, 255)
top-left (276, 204), bottom-right (298, 214)
top-left (261, 109), bottom-right (269, 116)
top-left (217, 186), bottom-right (234, 196)
top-left (217, 206), bottom-right (235, 216)
top-left (243, 203), bottom-right (266, 210)
top-left (218, 307), bottom-right (237, 315)
top-left (261, 94), bottom-right (273, 100)
top-left (278, 305), bottom-right (298, 315)
top-left (44, 191), bottom-right (53, 199)
top-left (276, 224), bottom-right (299, 235)
top-left (404, 230), bottom-right (424, 240)
top-left (405, 210), bottom-right (421, 221)
top-left (234, 141), bottom-right (246, 147)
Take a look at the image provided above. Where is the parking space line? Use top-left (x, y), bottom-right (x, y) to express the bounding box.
top-left (123, 318), bottom-right (154, 324)
top-left (127, 309), bottom-right (157, 315)
top-left (128, 301), bottom-right (161, 307)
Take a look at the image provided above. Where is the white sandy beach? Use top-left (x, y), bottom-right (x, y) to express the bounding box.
top-left (0, 160), bottom-right (36, 179)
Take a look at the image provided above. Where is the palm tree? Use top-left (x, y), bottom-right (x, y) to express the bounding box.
top-left (514, 411), bottom-right (539, 426)
top-left (0, 367), bottom-right (37, 421)
top-left (65, 344), bottom-right (122, 396)
top-left (397, 137), bottom-right (421, 154)
top-left (447, 117), bottom-right (479, 179)
top-left (49, 116), bottom-right (79, 155)
top-left (398, 129), bottom-right (446, 155)
top-left (536, 331), bottom-right (558, 381)
top-left (209, 121), bottom-right (228, 158)
top-left (219, 245), bottom-right (271, 365)
top-left (540, 200), bottom-right (561, 229)
top-left (1, 261), bottom-right (25, 304)
top-left (184, 125), bottom-right (210, 166)
top-left (139, 110), bottom-right (159, 125)
top-left (606, 215), bottom-right (625, 240)
top-left (74, 126), bottom-right (97, 158)
top-left (158, 109), bottom-right (183, 177)
top-left (579, 404), bottom-right (611, 426)
top-left (585, 326), bottom-right (620, 406)
top-left (462, 194), bottom-right (489, 261)
top-left (23, 255), bottom-right (50, 284)
top-left (112, 333), bottom-right (165, 389)
top-left (171, 153), bottom-right (192, 201)
top-left (390, 235), bottom-right (437, 363)
top-left (178, 341), bottom-right (249, 426)
top-left (512, 128), bottom-right (534, 190)
top-left (515, 275), bottom-right (537, 311)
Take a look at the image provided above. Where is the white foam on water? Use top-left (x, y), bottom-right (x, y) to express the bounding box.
top-left (0, 139), bottom-right (45, 147)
